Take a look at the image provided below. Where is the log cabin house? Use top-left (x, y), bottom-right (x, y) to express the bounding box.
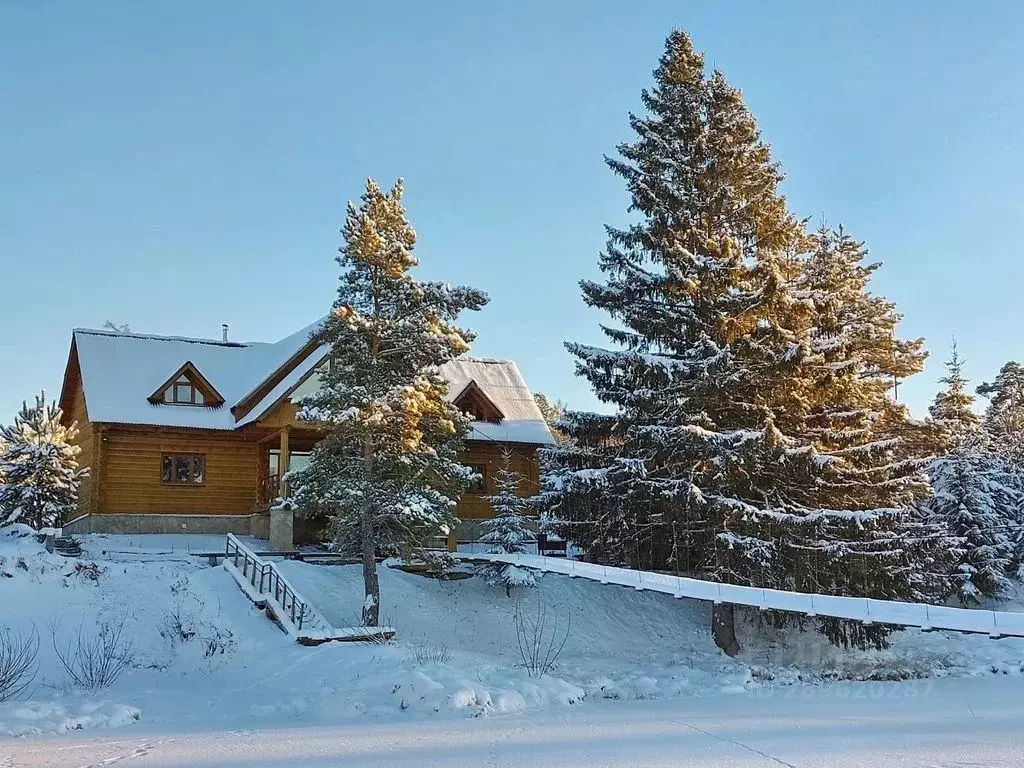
top-left (57, 320), bottom-right (555, 548)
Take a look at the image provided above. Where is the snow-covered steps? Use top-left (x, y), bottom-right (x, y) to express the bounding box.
top-left (460, 553), bottom-right (1024, 639)
top-left (223, 534), bottom-right (395, 644)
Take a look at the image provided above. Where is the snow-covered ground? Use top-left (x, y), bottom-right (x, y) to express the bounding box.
top-left (3, 528), bottom-right (1024, 752)
top-left (5, 677), bottom-right (1024, 766)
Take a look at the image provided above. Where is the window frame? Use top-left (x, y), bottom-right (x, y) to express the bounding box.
top-left (168, 379), bottom-right (204, 406)
top-left (161, 453), bottom-right (207, 486)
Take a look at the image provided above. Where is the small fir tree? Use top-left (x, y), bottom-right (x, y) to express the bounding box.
top-left (0, 392), bottom-right (86, 530)
top-left (478, 453), bottom-right (536, 596)
top-left (930, 342), bottom-right (981, 451)
top-left (289, 179), bottom-right (487, 626)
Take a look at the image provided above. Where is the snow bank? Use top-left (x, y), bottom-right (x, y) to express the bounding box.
top-left (4, 531), bottom-right (1024, 740)
top-left (0, 701), bottom-right (140, 737)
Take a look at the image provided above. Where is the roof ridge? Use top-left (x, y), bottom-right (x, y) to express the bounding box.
top-left (458, 356), bottom-right (514, 364)
top-left (73, 328), bottom-right (251, 348)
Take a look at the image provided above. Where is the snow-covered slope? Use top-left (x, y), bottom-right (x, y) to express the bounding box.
top-left (3, 529), bottom-right (1024, 740)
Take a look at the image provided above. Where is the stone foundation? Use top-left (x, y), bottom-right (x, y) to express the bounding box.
top-left (63, 513), bottom-right (270, 538)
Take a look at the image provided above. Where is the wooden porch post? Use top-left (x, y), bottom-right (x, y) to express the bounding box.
top-left (280, 425), bottom-right (291, 497)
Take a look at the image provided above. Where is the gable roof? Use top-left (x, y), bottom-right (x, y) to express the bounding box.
top-left (441, 358), bottom-right (553, 444)
top-left (65, 322), bottom-right (555, 445)
top-left (68, 327), bottom-right (312, 430)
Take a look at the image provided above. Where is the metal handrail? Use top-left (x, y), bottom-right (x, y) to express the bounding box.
top-left (224, 533), bottom-right (309, 630)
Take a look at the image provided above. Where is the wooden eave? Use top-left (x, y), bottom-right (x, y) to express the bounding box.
top-left (451, 379), bottom-right (505, 423)
top-left (231, 334), bottom-right (323, 422)
top-left (58, 336), bottom-right (82, 425)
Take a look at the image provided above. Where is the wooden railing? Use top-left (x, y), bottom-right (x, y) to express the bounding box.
top-left (221, 534), bottom-right (397, 644)
top-left (224, 533), bottom-right (317, 632)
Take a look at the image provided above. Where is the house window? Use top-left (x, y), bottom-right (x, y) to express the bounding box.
top-left (161, 454), bottom-right (205, 485)
top-left (467, 464), bottom-right (487, 493)
top-left (165, 376), bottom-right (205, 405)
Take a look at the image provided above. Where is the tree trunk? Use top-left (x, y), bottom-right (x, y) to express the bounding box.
top-left (712, 603), bottom-right (740, 656)
top-left (361, 439), bottom-right (380, 627)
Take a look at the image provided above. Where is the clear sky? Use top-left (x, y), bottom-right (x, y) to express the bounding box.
top-left (2, 1), bottom-right (1022, 422)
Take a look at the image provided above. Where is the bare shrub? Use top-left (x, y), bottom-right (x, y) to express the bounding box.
top-left (74, 561), bottom-right (102, 582)
top-left (356, 610), bottom-right (399, 645)
top-left (0, 627), bottom-right (39, 701)
top-left (200, 626), bottom-right (236, 658)
top-left (161, 606), bottom-right (198, 644)
top-left (412, 639), bottom-right (453, 665)
top-left (513, 599), bottom-right (570, 677)
top-left (50, 615), bottom-right (135, 689)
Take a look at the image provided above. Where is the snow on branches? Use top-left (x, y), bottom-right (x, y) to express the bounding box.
top-left (287, 178), bottom-right (487, 626)
top-left (478, 452), bottom-right (536, 596)
top-left (0, 392), bottom-right (86, 531)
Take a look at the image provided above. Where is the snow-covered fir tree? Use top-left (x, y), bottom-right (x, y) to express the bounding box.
top-left (923, 348), bottom-right (1021, 603)
top-left (777, 226), bottom-right (961, 647)
top-left (477, 452), bottom-right (536, 596)
top-left (977, 361), bottom-right (1024, 460)
top-left (288, 178), bottom-right (487, 626)
top-left (0, 392), bottom-right (86, 530)
top-left (929, 342), bottom-right (981, 451)
top-left (540, 31), bottom-right (955, 654)
top-left (925, 446), bottom-right (1015, 604)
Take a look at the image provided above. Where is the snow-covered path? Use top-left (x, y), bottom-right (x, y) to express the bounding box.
top-left (6, 677), bottom-right (1023, 767)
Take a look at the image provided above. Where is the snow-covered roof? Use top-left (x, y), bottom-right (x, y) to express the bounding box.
top-left (68, 323), bottom-right (555, 445)
top-left (70, 328), bottom-right (310, 430)
top-left (440, 358), bottom-right (555, 445)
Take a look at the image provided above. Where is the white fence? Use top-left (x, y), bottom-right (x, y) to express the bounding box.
top-left (460, 552), bottom-right (1024, 639)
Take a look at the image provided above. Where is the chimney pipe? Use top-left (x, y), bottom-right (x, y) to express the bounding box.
top-left (222, 323), bottom-right (229, 342)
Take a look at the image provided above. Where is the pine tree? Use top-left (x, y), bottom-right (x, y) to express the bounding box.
top-left (929, 342), bottom-right (981, 451)
top-left (289, 179), bottom-right (487, 626)
top-left (0, 392), bottom-right (86, 531)
top-left (542, 31), bottom-right (955, 654)
top-left (477, 453), bottom-right (536, 596)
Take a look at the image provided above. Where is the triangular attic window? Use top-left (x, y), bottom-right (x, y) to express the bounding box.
top-left (148, 362), bottom-right (224, 408)
top-left (452, 380), bottom-right (504, 424)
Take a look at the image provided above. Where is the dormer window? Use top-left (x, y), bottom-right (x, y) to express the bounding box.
top-left (167, 375), bottom-right (205, 405)
top-left (451, 380), bottom-right (504, 424)
top-left (148, 362), bottom-right (224, 408)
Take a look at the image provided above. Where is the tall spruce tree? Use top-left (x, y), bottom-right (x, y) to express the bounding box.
top-left (550, 30), bottom-right (813, 653)
top-left (289, 179), bottom-right (487, 626)
top-left (542, 30), bottom-right (955, 654)
top-left (0, 393), bottom-right (86, 530)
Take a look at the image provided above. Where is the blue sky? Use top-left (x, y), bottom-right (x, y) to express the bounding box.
top-left (2, 1), bottom-right (1022, 421)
